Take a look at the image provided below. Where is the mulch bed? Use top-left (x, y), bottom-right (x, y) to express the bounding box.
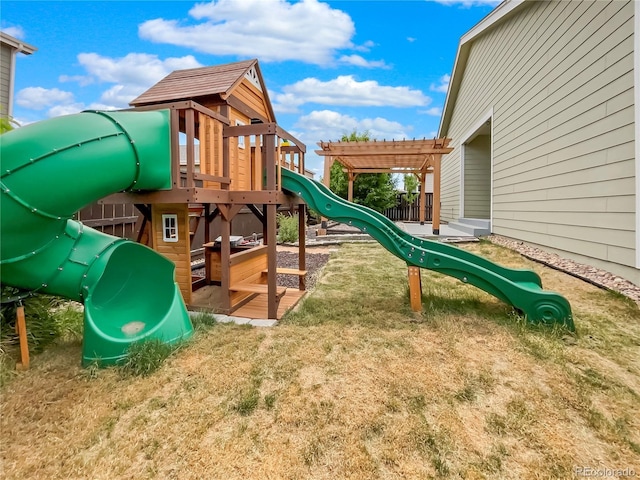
top-left (191, 251), bottom-right (331, 290)
top-left (275, 251), bottom-right (330, 289)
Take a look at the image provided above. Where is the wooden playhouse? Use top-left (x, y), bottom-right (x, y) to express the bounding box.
top-left (103, 59), bottom-right (309, 319)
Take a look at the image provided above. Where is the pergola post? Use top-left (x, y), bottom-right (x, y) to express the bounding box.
top-left (418, 171), bottom-right (427, 225)
top-left (432, 154), bottom-right (442, 235)
top-left (347, 171), bottom-right (357, 203)
top-left (322, 155), bottom-right (334, 188)
top-left (319, 156), bottom-right (335, 236)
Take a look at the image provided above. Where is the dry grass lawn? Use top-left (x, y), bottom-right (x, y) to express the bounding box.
top-left (1, 241), bottom-right (639, 479)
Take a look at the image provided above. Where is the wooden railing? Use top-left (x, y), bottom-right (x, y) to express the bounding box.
top-left (130, 100), bottom-right (306, 194)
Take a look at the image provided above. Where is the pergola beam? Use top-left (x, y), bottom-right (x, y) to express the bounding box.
top-left (340, 168), bottom-right (432, 174)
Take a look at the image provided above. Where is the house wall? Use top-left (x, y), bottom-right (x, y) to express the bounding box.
top-left (442, 0), bottom-right (638, 284)
top-left (463, 134), bottom-right (491, 218)
top-left (0, 43), bottom-right (13, 116)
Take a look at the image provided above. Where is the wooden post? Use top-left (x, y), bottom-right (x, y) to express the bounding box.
top-left (432, 155), bottom-right (442, 235)
top-left (15, 305), bottom-right (29, 369)
top-left (347, 171), bottom-right (357, 203)
top-left (253, 137), bottom-right (263, 190)
top-left (299, 150), bottom-right (305, 175)
top-left (408, 267), bottom-right (422, 312)
top-left (265, 134), bottom-right (278, 319)
top-left (221, 105), bottom-right (230, 191)
top-left (298, 203), bottom-right (306, 291)
top-left (277, 139), bottom-right (282, 189)
top-left (220, 208), bottom-right (231, 313)
top-left (319, 156), bottom-right (335, 236)
top-left (185, 108), bottom-right (195, 188)
top-left (170, 109), bottom-right (181, 188)
top-left (419, 172), bottom-right (427, 225)
top-left (204, 203), bottom-right (211, 284)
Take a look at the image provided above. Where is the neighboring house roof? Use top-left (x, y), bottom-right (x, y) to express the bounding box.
top-left (0, 31), bottom-right (37, 55)
top-left (130, 58), bottom-right (276, 120)
top-left (438, 0), bottom-right (526, 137)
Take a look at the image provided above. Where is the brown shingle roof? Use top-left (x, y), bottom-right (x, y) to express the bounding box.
top-left (130, 59), bottom-right (258, 106)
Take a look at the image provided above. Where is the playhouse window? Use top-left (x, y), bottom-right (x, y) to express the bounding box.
top-left (236, 120), bottom-right (246, 149)
top-left (162, 214), bottom-right (179, 242)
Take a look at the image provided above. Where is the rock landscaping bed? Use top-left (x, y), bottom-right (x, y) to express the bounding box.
top-left (488, 234), bottom-right (640, 305)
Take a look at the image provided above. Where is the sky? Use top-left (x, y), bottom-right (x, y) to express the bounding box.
top-left (2, 0), bottom-right (499, 176)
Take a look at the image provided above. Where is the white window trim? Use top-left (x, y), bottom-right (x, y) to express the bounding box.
top-left (236, 120), bottom-right (246, 149)
top-left (162, 214), bottom-right (179, 243)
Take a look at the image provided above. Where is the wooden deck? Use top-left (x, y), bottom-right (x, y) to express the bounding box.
top-left (233, 289), bottom-right (305, 319)
top-left (189, 285), bottom-right (305, 320)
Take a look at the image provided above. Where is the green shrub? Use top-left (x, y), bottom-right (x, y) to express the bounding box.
top-left (190, 311), bottom-right (218, 330)
top-left (119, 338), bottom-right (175, 377)
top-left (277, 213), bottom-right (299, 243)
top-left (0, 288), bottom-right (83, 355)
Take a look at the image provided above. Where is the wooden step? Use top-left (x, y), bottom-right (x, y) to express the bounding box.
top-left (263, 268), bottom-right (307, 276)
top-left (230, 283), bottom-right (287, 297)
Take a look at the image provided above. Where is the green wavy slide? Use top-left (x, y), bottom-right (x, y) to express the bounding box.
top-left (281, 168), bottom-right (574, 330)
top-left (1, 110), bottom-right (193, 366)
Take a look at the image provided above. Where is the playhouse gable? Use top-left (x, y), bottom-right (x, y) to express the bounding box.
top-left (130, 59), bottom-right (276, 123)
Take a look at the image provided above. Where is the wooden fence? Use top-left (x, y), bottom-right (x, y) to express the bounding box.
top-left (76, 203), bottom-right (139, 239)
top-left (384, 193), bottom-right (433, 222)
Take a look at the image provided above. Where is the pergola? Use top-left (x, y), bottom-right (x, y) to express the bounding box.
top-left (316, 138), bottom-right (453, 233)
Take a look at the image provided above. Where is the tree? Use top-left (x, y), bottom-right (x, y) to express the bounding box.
top-left (403, 174), bottom-right (419, 204)
top-left (328, 130), bottom-right (398, 213)
top-left (0, 115), bottom-right (19, 134)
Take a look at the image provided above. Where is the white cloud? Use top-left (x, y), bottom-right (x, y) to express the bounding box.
top-left (294, 109), bottom-right (413, 174)
top-left (407, 37), bottom-right (417, 43)
top-left (272, 75), bottom-right (430, 113)
top-left (429, 0), bottom-right (501, 7)
top-left (353, 40), bottom-right (375, 52)
top-left (1, 26), bottom-right (25, 39)
top-left (16, 87), bottom-right (75, 110)
top-left (139, 0), bottom-right (356, 65)
top-left (16, 52), bottom-right (202, 118)
top-left (295, 109), bottom-right (409, 143)
top-left (70, 52), bottom-right (203, 108)
top-left (59, 74), bottom-right (94, 86)
top-left (99, 84), bottom-right (145, 108)
top-left (430, 74), bottom-right (450, 93)
top-left (420, 106), bottom-right (442, 116)
top-left (338, 55), bottom-right (389, 69)
top-left (47, 103), bottom-right (86, 117)
top-left (78, 52), bottom-right (202, 88)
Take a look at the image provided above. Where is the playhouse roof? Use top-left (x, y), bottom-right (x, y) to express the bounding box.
top-left (130, 59), bottom-right (274, 119)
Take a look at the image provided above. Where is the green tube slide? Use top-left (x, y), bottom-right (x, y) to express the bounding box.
top-left (281, 169), bottom-right (574, 330)
top-left (1, 110), bottom-right (193, 365)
